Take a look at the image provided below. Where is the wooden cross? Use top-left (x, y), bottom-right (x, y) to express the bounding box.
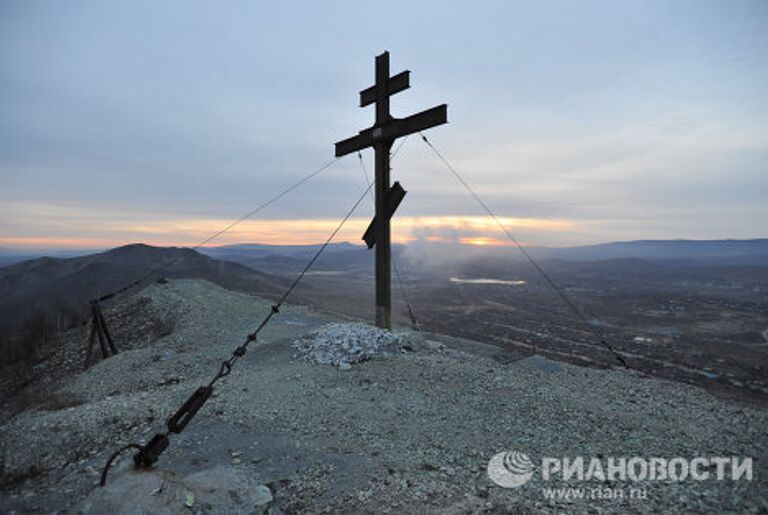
top-left (335, 51), bottom-right (447, 329)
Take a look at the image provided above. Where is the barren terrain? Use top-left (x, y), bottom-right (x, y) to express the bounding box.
top-left (1, 279), bottom-right (765, 513)
top-left (274, 253), bottom-right (768, 406)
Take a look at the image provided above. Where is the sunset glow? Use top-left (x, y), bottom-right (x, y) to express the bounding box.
top-left (0, 214), bottom-right (576, 250)
top-left (458, 237), bottom-right (507, 247)
top-left (1, 1), bottom-right (765, 255)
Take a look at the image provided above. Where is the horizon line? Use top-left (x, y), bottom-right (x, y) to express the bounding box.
top-left (1, 236), bottom-right (767, 255)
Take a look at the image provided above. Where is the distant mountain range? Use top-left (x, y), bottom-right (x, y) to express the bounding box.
top-left (1, 238), bottom-right (765, 338)
top-left (3, 239), bottom-right (766, 269)
top-left (0, 247), bottom-right (101, 269)
top-left (0, 244), bottom-right (287, 336)
top-left (198, 239), bottom-right (768, 272)
top-left (199, 242), bottom-right (376, 274)
top-left (540, 239), bottom-right (768, 264)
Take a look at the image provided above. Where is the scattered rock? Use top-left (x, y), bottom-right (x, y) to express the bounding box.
top-left (424, 340), bottom-right (446, 351)
top-left (253, 484), bottom-right (273, 507)
top-left (183, 490), bottom-right (195, 509)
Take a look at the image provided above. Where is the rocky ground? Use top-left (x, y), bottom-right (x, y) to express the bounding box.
top-left (0, 279), bottom-right (766, 514)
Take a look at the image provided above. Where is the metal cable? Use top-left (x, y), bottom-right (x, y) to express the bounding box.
top-left (99, 443), bottom-right (143, 486)
top-left (391, 256), bottom-right (420, 330)
top-left (274, 182), bottom-right (373, 309)
top-left (356, 149), bottom-right (420, 330)
top-left (93, 157), bottom-right (340, 303)
top-left (357, 152), bottom-right (375, 212)
top-left (420, 133), bottom-right (629, 369)
top-left (100, 181), bottom-right (372, 486)
top-left (391, 134), bottom-right (409, 160)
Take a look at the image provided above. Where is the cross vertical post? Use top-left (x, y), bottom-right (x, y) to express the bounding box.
top-left (335, 51), bottom-right (447, 329)
top-left (374, 139), bottom-right (392, 328)
top-left (374, 52), bottom-right (393, 328)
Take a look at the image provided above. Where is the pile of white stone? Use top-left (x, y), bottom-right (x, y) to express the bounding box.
top-left (292, 322), bottom-right (410, 369)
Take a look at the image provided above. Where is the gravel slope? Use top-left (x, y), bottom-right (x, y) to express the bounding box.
top-left (1, 279), bottom-right (765, 514)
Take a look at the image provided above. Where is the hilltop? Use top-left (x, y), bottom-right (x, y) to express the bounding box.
top-left (1, 279), bottom-right (765, 513)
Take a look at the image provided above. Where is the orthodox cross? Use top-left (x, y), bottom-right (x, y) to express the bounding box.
top-left (335, 51), bottom-right (447, 329)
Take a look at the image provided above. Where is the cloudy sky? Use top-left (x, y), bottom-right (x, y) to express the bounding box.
top-left (1, 0), bottom-right (766, 250)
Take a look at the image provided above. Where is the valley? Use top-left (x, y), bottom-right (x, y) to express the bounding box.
top-left (214, 242), bottom-right (768, 405)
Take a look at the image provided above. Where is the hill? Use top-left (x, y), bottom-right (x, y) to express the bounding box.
top-left (544, 238), bottom-right (768, 264)
top-left (0, 244), bottom-right (288, 337)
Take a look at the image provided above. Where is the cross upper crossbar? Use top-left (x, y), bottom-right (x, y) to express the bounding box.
top-left (359, 70), bottom-right (410, 107)
top-left (335, 104), bottom-right (447, 157)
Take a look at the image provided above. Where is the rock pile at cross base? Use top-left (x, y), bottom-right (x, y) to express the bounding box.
top-left (0, 279), bottom-right (766, 514)
top-left (292, 322), bottom-right (414, 369)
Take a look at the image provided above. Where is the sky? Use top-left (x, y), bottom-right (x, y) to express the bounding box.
top-left (1, 0), bottom-right (766, 250)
